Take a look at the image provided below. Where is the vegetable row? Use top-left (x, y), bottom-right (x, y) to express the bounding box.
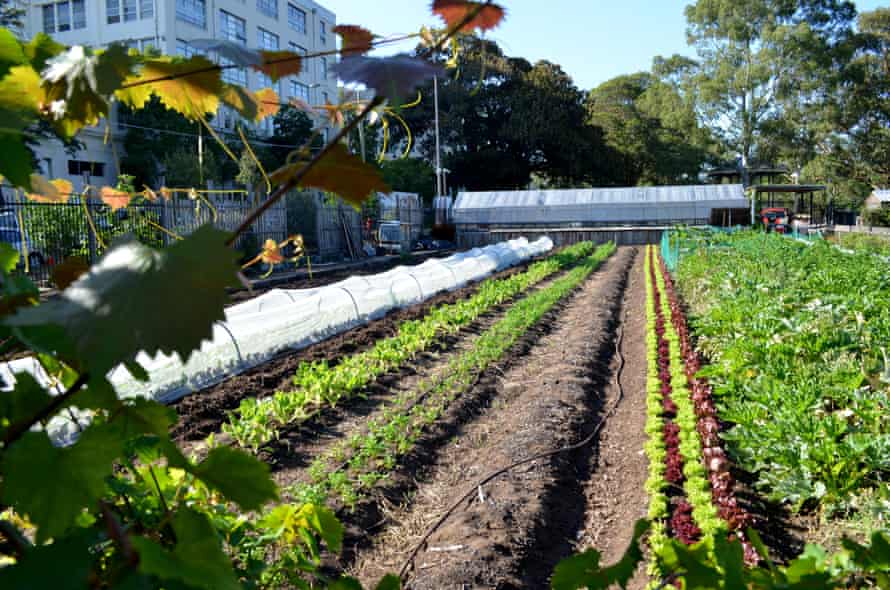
top-left (675, 232), bottom-right (890, 513)
top-left (224, 241), bottom-right (598, 451)
top-left (291, 243), bottom-right (617, 508)
top-left (644, 245), bottom-right (756, 582)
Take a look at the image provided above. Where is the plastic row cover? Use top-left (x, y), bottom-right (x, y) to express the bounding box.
top-left (2, 237), bottom-right (552, 445)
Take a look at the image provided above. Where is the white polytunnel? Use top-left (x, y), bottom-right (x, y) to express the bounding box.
top-left (1, 237), bottom-right (554, 445)
top-left (453, 184), bottom-right (749, 226)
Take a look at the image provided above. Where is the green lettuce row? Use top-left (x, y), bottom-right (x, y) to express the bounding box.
top-left (291, 243), bottom-right (618, 507)
top-left (223, 241), bottom-right (598, 450)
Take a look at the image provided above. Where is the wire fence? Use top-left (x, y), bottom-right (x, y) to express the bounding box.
top-left (0, 187), bottom-right (296, 286)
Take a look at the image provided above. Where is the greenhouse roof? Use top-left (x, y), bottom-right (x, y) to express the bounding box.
top-left (454, 185), bottom-right (746, 210)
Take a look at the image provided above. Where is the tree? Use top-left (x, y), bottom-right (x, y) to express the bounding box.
top-left (266, 105), bottom-right (315, 171)
top-left (379, 158), bottom-right (435, 203)
top-left (684, 0), bottom-right (857, 178)
top-left (393, 37), bottom-right (613, 191)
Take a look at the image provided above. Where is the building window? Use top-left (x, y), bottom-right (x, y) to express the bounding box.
top-left (43, 0), bottom-right (86, 32)
top-left (287, 3), bottom-right (305, 33)
top-left (219, 10), bottom-right (246, 45)
top-left (322, 91), bottom-right (329, 104)
top-left (221, 58), bottom-right (247, 85)
top-left (257, 27), bottom-right (278, 50)
top-left (319, 20), bottom-right (326, 44)
top-left (140, 0), bottom-right (152, 19)
top-left (288, 41), bottom-right (306, 55)
top-left (176, 0), bottom-right (205, 28)
top-left (68, 160), bottom-right (105, 177)
top-left (319, 56), bottom-right (327, 79)
top-left (176, 38), bottom-right (204, 57)
top-left (290, 80), bottom-right (309, 102)
top-left (256, 0), bottom-right (276, 19)
top-left (42, 4), bottom-right (55, 32)
top-left (41, 158), bottom-right (53, 178)
top-left (107, 0), bottom-right (149, 22)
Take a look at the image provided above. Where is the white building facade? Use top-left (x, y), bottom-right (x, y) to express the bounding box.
top-left (19, 0), bottom-right (338, 190)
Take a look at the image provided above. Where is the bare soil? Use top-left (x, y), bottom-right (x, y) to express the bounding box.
top-left (170, 261), bottom-right (534, 443)
top-left (344, 247), bottom-right (649, 589)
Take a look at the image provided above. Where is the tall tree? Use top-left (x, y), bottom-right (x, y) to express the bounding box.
top-left (0, 0), bottom-right (23, 28)
top-left (684, 0), bottom-right (857, 179)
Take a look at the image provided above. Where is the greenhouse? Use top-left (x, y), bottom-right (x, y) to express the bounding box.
top-left (452, 184), bottom-right (749, 226)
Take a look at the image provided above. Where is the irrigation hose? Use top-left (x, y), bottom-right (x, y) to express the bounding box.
top-left (398, 255), bottom-right (634, 583)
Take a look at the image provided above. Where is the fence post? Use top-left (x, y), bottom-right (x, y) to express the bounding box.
top-left (86, 193), bottom-right (99, 264)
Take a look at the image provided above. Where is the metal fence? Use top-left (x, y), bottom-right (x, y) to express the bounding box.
top-left (0, 188), bottom-right (292, 286)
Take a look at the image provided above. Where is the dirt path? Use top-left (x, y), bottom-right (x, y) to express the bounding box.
top-left (347, 247), bottom-right (648, 590)
top-left (263, 255), bottom-right (603, 482)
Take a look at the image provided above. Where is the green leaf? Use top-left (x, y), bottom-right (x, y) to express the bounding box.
top-left (191, 446), bottom-right (278, 510)
top-left (0, 529), bottom-right (93, 589)
top-left (328, 578), bottom-right (363, 590)
top-left (0, 373), bottom-right (52, 438)
top-left (131, 508), bottom-right (240, 590)
top-left (302, 503), bottom-right (344, 555)
top-left (7, 225), bottom-right (241, 375)
top-left (0, 28), bottom-right (26, 79)
top-left (0, 242), bottom-right (19, 274)
top-left (551, 520), bottom-right (649, 590)
top-left (0, 429), bottom-right (119, 542)
top-left (374, 574), bottom-right (402, 590)
top-left (24, 33), bottom-right (65, 72)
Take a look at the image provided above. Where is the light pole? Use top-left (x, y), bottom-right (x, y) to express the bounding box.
top-left (433, 75), bottom-right (443, 198)
top-left (355, 87), bottom-right (366, 162)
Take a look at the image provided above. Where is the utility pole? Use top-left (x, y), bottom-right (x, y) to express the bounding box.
top-left (355, 87), bottom-right (366, 162)
top-left (433, 75), bottom-right (443, 198)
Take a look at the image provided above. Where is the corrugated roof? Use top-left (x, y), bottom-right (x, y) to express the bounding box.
top-left (453, 185), bottom-right (749, 225)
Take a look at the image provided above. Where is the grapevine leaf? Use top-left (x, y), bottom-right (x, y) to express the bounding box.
top-left (432, 0), bottom-right (506, 32)
top-left (0, 28), bottom-right (26, 78)
top-left (41, 44), bottom-right (137, 136)
top-left (256, 50), bottom-right (302, 80)
top-left (329, 578), bottom-right (363, 590)
top-left (131, 508), bottom-right (240, 590)
top-left (100, 186), bottom-right (131, 211)
top-left (0, 429), bottom-right (120, 542)
top-left (0, 136), bottom-right (33, 189)
top-left (26, 176), bottom-right (72, 203)
top-left (0, 66), bottom-right (43, 189)
top-left (190, 446), bottom-right (278, 510)
top-left (0, 529), bottom-right (92, 589)
top-left (333, 25), bottom-right (374, 55)
top-left (0, 373), bottom-right (52, 438)
top-left (6, 225), bottom-right (241, 375)
top-left (269, 143), bottom-right (389, 207)
top-left (24, 33), bottom-right (65, 72)
top-left (713, 535), bottom-right (746, 590)
top-left (0, 242), bottom-right (20, 273)
top-left (255, 87), bottom-right (280, 119)
top-left (374, 574), bottom-right (402, 590)
top-left (188, 38), bottom-right (261, 67)
top-left (319, 101), bottom-right (345, 126)
top-left (220, 84), bottom-right (260, 121)
top-left (108, 398), bottom-right (176, 439)
top-left (51, 256), bottom-right (90, 289)
top-left (551, 520), bottom-right (648, 590)
top-left (117, 56), bottom-right (222, 121)
top-left (331, 54), bottom-right (441, 103)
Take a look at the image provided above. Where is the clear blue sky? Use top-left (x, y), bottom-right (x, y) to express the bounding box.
top-left (321, 0), bottom-right (887, 91)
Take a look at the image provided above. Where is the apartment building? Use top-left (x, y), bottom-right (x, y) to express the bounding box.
top-left (18, 0), bottom-right (337, 189)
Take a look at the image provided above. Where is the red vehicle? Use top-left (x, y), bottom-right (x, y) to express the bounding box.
top-left (760, 207), bottom-right (792, 234)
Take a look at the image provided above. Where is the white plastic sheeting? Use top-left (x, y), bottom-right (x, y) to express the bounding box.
top-left (453, 185), bottom-right (748, 225)
top-left (1, 237), bottom-right (553, 444)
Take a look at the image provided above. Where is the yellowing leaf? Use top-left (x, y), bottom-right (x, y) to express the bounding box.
top-left (256, 50), bottom-right (302, 81)
top-left (432, 0), bottom-right (506, 32)
top-left (333, 25), bottom-right (374, 56)
top-left (319, 101), bottom-right (345, 127)
top-left (269, 143), bottom-right (389, 208)
top-left (100, 186), bottom-right (131, 211)
top-left (116, 56), bottom-right (222, 121)
top-left (220, 84), bottom-right (259, 121)
top-left (255, 87), bottom-right (279, 120)
top-left (26, 176), bottom-right (71, 203)
top-left (51, 256), bottom-right (90, 290)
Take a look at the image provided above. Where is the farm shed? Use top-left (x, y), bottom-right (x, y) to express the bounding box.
top-left (453, 185), bottom-right (748, 247)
